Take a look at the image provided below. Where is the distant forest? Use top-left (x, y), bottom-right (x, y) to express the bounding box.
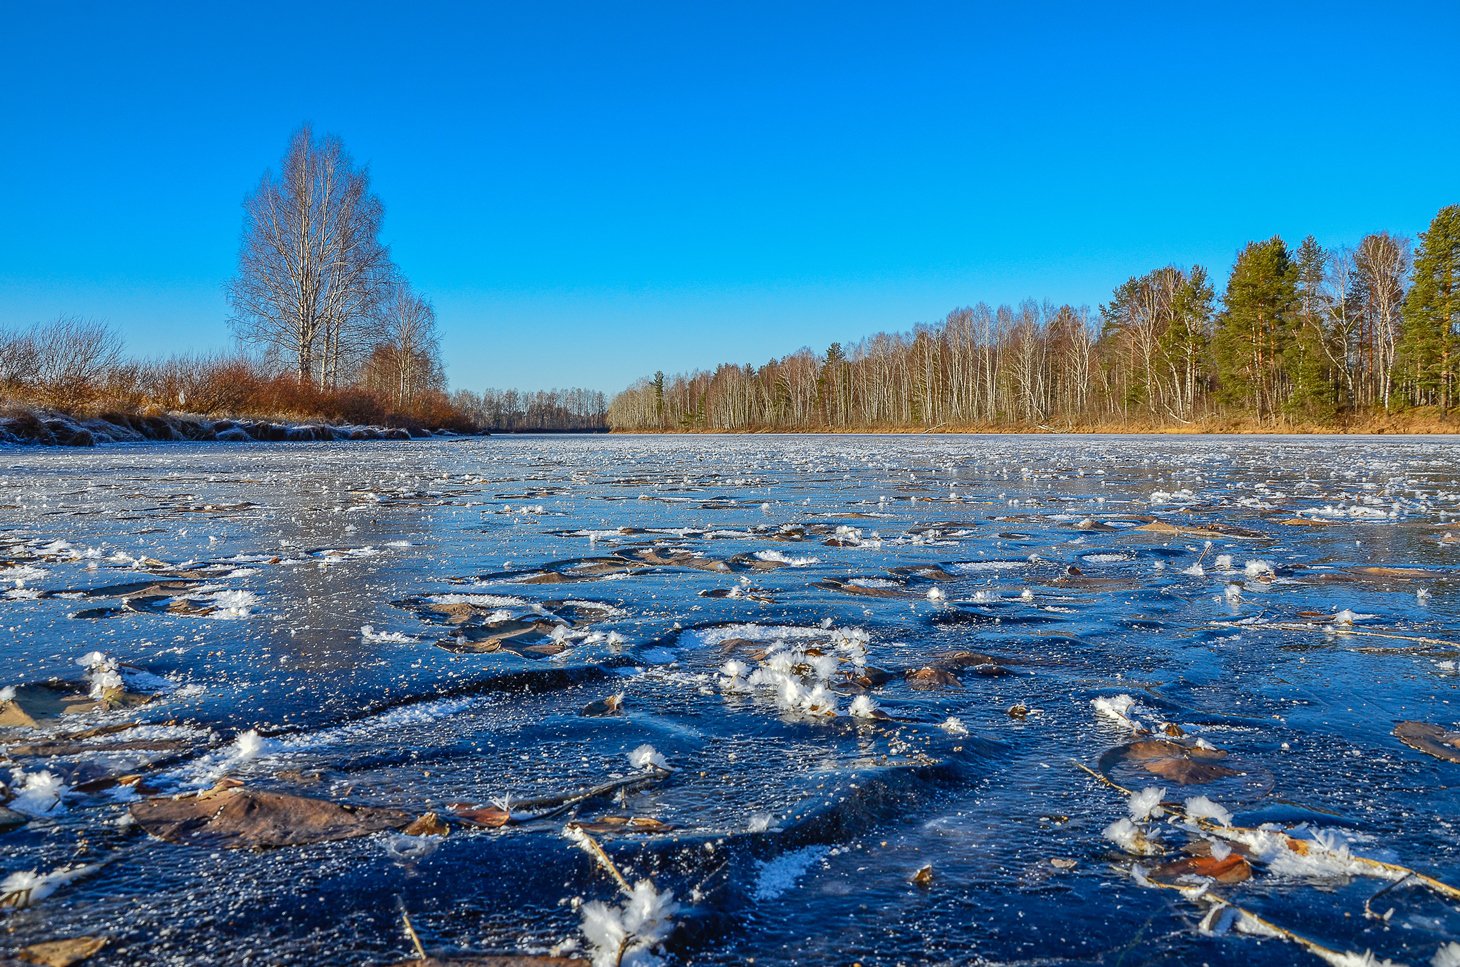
top-left (609, 205), bottom-right (1460, 432)
top-left (450, 387), bottom-right (608, 432)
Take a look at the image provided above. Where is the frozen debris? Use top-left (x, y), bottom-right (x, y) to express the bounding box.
top-left (752, 549), bottom-right (819, 567)
top-left (7, 768), bottom-right (68, 817)
top-left (1183, 796), bottom-right (1232, 827)
top-left (580, 693), bottom-right (625, 717)
top-left (579, 879), bottom-right (679, 967)
top-left (1148, 852), bottom-right (1252, 885)
top-left (1243, 560), bottom-right (1275, 579)
top-left (1118, 739), bottom-right (1240, 785)
top-left (1393, 721), bottom-right (1460, 763)
top-left (629, 744), bottom-right (671, 773)
top-left (1128, 786), bottom-right (1166, 822)
top-left (1433, 942), bottom-right (1460, 967)
top-left (1194, 894), bottom-right (1402, 966)
top-left (360, 625), bottom-right (417, 644)
top-left (129, 782), bottom-right (414, 848)
top-left (1093, 694), bottom-right (1145, 732)
top-left (77, 651), bottom-right (123, 699)
top-left (1103, 817), bottom-right (1159, 856)
top-left (940, 717), bottom-right (969, 736)
top-left (1335, 609), bottom-right (1358, 627)
top-left (14, 937), bottom-right (109, 965)
top-left (0, 864), bottom-right (101, 910)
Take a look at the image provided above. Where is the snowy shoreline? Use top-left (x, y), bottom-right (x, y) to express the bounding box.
top-left (0, 408), bottom-right (472, 447)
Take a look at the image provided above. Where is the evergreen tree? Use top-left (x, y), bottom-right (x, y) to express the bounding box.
top-left (1400, 205), bottom-right (1460, 411)
top-left (1213, 237), bottom-right (1298, 421)
top-left (1285, 236), bottom-right (1337, 419)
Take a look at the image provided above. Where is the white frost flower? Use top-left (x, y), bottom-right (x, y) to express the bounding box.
top-left (232, 729), bottom-right (266, 761)
top-left (8, 768), bottom-right (67, 816)
top-left (940, 716), bottom-right (969, 736)
top-left (1432, 942), bottom-right (1460, 967)
top-left (848, 694), bottom-right (880, 719)
top-left (0, 864), bottom-right (98, 909)
top-left (1184, 795), bottom-right (1232, 826)
top-left (580, 879), bottom-right (679, 967)
top-left (629, 744), bottom-right (670, 772)
top-left (77, 651), bottom-right (122, 699)
top-left (1128, 786), bottom-right (1166, 822)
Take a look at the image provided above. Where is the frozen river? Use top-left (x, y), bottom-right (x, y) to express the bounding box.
top-left (1, 434), bottom-right (1458, 966)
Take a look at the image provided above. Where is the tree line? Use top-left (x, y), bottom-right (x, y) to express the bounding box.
top-left (608, 205), bottom-right (1460, 431)
top-left (450, 387), bottom-right (608, 432)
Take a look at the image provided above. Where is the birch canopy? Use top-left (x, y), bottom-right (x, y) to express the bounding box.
top-left (227, 126), bottom-right (393, 388)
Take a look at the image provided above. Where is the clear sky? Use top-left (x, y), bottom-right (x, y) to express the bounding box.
top-left (2, 2), bottom-right (1457, 394)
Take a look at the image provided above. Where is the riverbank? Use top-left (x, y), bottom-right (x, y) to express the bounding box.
top-left (0, 406), bottom-right (472, 447)
top-left (609, 412), bottom-right (1458, 435)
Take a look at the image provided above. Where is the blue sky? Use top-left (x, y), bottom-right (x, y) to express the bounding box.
top-left (2, 2), bottom-right (1457, 393)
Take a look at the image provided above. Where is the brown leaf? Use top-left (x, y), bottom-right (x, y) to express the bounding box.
top-left (451, 804), bottom-right (511, 828)
top-left (1120, 739), bottom-right (1240, 785)
top-left (18, 937), bottom-right (109, 967)
top-left (1150, 853), bottom-right (1252, 884)
top-left (404, 811), bottom-right (450, 837)
top-left (579, 694), bottom-right (623, 717)
top-left (1394, 721), bottom-right (1460, 763)
top-left (911, 864), bottom-right (934, 888)
top-left (129, 784), bottom-right (413, 848)
top-left (905, 667), bottom-right (961, 690)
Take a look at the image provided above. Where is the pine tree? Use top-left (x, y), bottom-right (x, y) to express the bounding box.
top-left (1285, 236), bottom-right (1337, 420)
top-left (1212, 237), bottom-right (1299, 421)
top-left (1400, 205), bottom-right (1460, 412)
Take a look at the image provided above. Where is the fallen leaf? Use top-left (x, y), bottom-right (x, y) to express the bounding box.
top-left (129, 783), bottom-right (413, 848)
top-left (905, 667), bottom-right (961, 690)
top-left (451, 804), bottom-right (511, 828)
top-left (579, 694), bottom-right (623, 717)
top-left (911, 864), bottom-right (934, 888)
top-left (404, 811), bottom-right (450, 837)
top-left (18, 936), bottom-right (109, 967)
top-left (1117, 739), bottom-right (1241, 784)
top-left (1150, 853), bottom-right (1252, 884)
top-left (1394, 721), bottom-right (1460, 763)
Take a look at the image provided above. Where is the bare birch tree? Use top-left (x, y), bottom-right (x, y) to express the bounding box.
top-left (227, 126), bottom-right (393, 386)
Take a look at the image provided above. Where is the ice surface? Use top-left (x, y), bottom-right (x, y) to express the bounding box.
top-left (0, 434), bottom-right (1456, 965)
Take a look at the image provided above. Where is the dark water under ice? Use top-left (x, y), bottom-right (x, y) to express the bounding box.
top-left (1, 434), bottom-right (1457, 966)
